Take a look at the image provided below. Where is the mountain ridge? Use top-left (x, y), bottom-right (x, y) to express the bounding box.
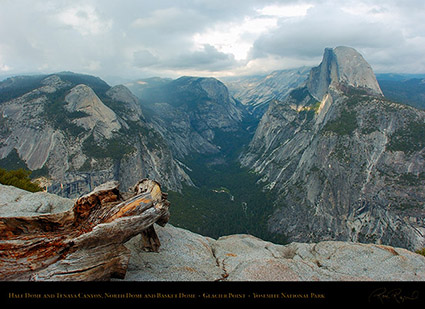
top-left (0, 72), bottom-right (191, 198)
top-left (127, 75), bottom-right (249, 159)
top-left (1, 47), bottom-right (424, 252)
top-left (222, 67), bottom-right (311, 118)
top-left (241, 46), bottom-right (425, 251)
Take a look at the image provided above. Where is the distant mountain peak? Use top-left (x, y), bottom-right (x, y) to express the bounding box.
top-left (64, 84), bottom-right (121, 139)
top-left (307, 46), bottom-right (383, 100)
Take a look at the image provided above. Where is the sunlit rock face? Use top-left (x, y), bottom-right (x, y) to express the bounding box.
top-left (307, 46), bottom-right (383, 100)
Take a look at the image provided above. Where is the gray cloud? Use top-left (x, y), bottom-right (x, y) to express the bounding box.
top-left (249, 0), bottom-right (425, 73)
top-left (0, 0), bottom-right (424, 82)
top-left (251, 7), bottom-right (401, 58)
top-left (164, 44), bottom-right (239, 71)
top-left (133, 50), bottom-right (159, 68)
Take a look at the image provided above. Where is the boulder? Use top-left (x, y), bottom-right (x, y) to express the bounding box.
top-left (0, 184), bottom-right (74, 217)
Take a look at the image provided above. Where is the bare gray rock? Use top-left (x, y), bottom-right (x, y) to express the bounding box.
top-left (307, 46), bottom-right (383, 100)
top-left (64, 84), bottom-right (121, 139)
top-left (124, 224), bottom-right (221, 281)
top-left (129, 76), bottom-right (248, 159)
top-left (123, 224), bottom-right (425, 281)
top-left (105, 85), bottom-right (144, 122)
top-left (0, 184), bottom-right (74, 217)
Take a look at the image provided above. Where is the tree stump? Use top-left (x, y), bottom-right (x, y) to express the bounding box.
top-left (0, 179), bottom-right (170, 281)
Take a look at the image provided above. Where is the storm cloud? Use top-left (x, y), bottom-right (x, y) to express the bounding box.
top-left (0, 0), bottom-right (424, 83)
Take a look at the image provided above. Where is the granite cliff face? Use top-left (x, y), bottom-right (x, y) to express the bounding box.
top-left (129, 76), bottom-right (248, 159)
top-left (0, 72), bottom-right (191, 197)
top-left (241, 46), bottom-right (425, 251)
top-left (307, 46), bottom-right (383, 100)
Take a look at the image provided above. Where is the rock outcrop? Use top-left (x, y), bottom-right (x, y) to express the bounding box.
top-left (0, 183), bottom-right (74, 217)
top-left (0, 72), bottom-right (191, 198)
top-left (0, 179), bottom-right (170, 281)
top-left (307, 46), bottom-right (383, 100)
top-left (124, 224), bottom-right (425, 281)
top-left (241, 46), bottom-right (425, 251)
top-left (1, 182), bottom-right (424, 281)
top-left (64, 84), bottom-right (121, 139)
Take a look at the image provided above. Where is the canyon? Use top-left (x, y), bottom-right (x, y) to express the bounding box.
top-left (0, 46), bottom-right (424, 257)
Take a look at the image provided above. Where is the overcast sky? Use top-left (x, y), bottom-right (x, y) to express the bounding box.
top-left (0, 0), bottom-right (424, 84)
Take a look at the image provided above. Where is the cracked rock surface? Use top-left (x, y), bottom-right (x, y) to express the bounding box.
top-left (123, 224), bottom-right (425, 281)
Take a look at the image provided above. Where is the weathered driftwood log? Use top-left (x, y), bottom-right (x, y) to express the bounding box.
top-left (0, 179), bottom-right (170, 281)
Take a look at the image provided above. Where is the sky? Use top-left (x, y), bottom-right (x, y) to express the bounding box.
top-left (0, 0), bottom-right (424, 84)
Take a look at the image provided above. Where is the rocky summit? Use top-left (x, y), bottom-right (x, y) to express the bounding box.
top-left (241, 46), bottom-right (425, 251)
top-left (0, 72), bottom-right (191, 198)
top-left (307, 46), bottom-right (383, 100)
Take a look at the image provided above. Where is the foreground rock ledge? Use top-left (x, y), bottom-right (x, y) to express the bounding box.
top-left (0, 179), bottom-right (169, 281)
top-left (124, 224), bottom-right (425, 281)
top-left (1, 181), bottom-right (425, 281)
